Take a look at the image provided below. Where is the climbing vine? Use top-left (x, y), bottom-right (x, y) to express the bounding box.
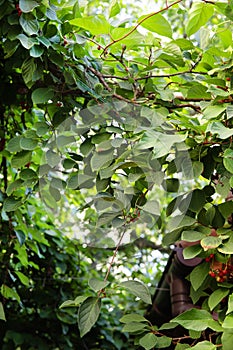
top-left (1, 0), bottom-right (233, 349)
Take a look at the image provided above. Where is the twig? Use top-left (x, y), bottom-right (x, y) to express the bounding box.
top-left (87, 66), bottom-right (112, 92)
top-left (86, 65), bottom-right (139, 104)
top-left (101, 70), bottom-right (208, 82)
top-left (103, 226), bottom-right (127, 283)
top-left (103, 0), bottom-right (183, 53)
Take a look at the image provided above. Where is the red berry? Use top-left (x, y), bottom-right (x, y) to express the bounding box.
top-left (209, 254), bottom-right (215, 259)
top-left (209, 271), bottom-right (215, 278)
top-left (226, 77), bottom-right (231, 81)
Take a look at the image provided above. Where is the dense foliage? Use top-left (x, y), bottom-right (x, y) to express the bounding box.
top-left (2, 0), bottom-right (233, 349)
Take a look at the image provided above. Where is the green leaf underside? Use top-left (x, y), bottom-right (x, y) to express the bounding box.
top-left (186, 3), bottom-right (214, 36)
top-left (119, 280), bottom-right (152, 304)
top-left (78, 297), bottom-right (101, 337)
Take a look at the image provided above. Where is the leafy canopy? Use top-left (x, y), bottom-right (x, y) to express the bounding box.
top-left (1, 0), bottom-right (233, 349)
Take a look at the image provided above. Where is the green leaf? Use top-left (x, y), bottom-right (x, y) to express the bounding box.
top-left (19, 13), bottom-right (39, 35)
top-left (97, 212), bottom-right (120, 227)
top-left (15, 230), bottom-right (26, 246)
top-left (141, 200), bottom-right (160, 215)
top-left (1, 284), bottom-right (20, 303)
top-left (0, 302), bottom-right (6, 322)
top-left (208, 288), bottom-right (229, 311)
top-left (203, 105), bottom-right (226, 120)
top-left (17, 33), bottom-right (36, 49)
top-left (90, 150), bottom-right (114, 172)
top-left (70, 15), bottom-right (110, 35)
top-left (78, 297), bottom-right (101, 337)
top-left (189, 329), bottom-right (202, 339)
top-left (187, 84), bottom-right (211, 99)
top-left (119, 280), bottom-right (152, 304)
top-left (223, 148), bottom-right (233, 173)
top-left (207, 122), bottom-right (233, 139)
top-left (222, 313), bottom-right (233, 328)
top-left (80, 139), bottom-right (94, 156)
top-left (74, 295), bottom-right (89, 306)
top-left (171, 309), bottom-right (213, 331)
top-left (226, 105), bottom-right (233, 119)
top-left (120, 313), bottom-right (148, 324)
top-left (183, 244), bottom-right (202, 259)
top-left (46, 6), bottom-right (58, 21)
top-left (190, 262), bottom-right (209, 291)
top-left (49, 186), bottom-right (61, 202)
top-left (59, 300), bottom-right (77, 308)
top-left (186, 3), bottom-right (214, 36)
top-left (189, 189), bottom-right (206, 212)
top-left (20, 169), bottom-right (37, 180)
top-left (218, 235), bottom-right (233, 254)
top-left (88, 278), bottom-right (110, 292)
top-left (174, 344), bottom-right (191, 350)
top-left (139, 13), bottom-right (172, 38)
top-left (32, 88), bottom-right (54, 104)
top-left (30, 45), bottom-right (44, 58)
top-left (46, 150), bottom-right (61, 168)
top-left (3, 197), bottom-right (22, 212)
top-left (122, 322), bottom-right (147, 333)
top-left (189, 341), bottom-right (216, 350)
top-left (41, 189), bottom-right (58, 210)
top-left (222, 330), bottom-right (233, 350)
top-left (137, 130), bottom-right (186, 158)
top-left (156, 336), bottom-right (172, 348)
top-left (227, 293), bottom-right (233, 315)
top-left (14, 271), bottom-right (30, 286)
top-left (6, 179), bottom-right (24, 196)
top-left (139, 333), bottom-right (157, 350)
top-left (167, 215), bottom-right (196, 232)
top-left (67, 174), bottom-right (94, 189)
top-left (35, 122), bottom-right (50, 137)
top-left (60, 296), bottom-right (88, 308)
top-left (19, 0), bottom-right (39, 13)
top-left (12, 150), bottom-right (32, 168)
top-left (218, 201), bottom-right (233, 218)
top-left (7, 136), bottom-right (22, 152)
top-left (21, 57), bottom-right (36, 87)
top-left (109, 0), bottom-right (120, 18)
top-left (20, 137), bottom-right (38, 150)
top-left (201, 236), bottom-right (223, 251)
top-left (181, 230), bottom-right (206, 242)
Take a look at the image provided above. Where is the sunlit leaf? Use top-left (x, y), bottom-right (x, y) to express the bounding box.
top-left (139, 13), bottom-right (172, 38)
top-left (70, 15), bottom-right (110, 35)
top-left (186, 3), bottom-right (214, 36)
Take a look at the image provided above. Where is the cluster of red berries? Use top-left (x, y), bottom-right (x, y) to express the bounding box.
top-left (205, 253), bottom-right (215, 262)
top-left (209, 267), bottom-right (228, 283)
top-left (15, 3), bottom-right (22, 16)
top-left (206, 254), bottom-right (233, 283)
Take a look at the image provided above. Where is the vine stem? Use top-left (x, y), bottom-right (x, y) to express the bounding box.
top-left (103, 225), bottom-right (127, 283)
top-left (103, 0), bottom-right (183, 53)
